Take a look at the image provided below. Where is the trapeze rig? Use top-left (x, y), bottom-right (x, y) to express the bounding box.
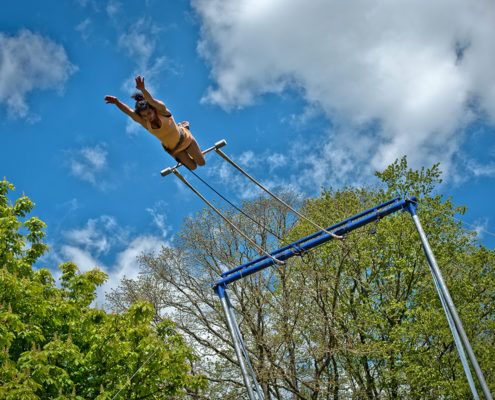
top-left (161, 139), bottom-right (493, 400)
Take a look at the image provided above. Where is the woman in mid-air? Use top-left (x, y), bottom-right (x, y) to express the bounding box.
top-left (105, 76), bottom-right (205, 170)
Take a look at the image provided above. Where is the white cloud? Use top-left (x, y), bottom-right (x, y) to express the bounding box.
top-left (207, 147), bottom-right (318, 199)
top-left (103, 235), bottom-right (166, 289)
top-left (146, 201), bottom-right (171, 238)
top-left (60, 245), bottom-right (102, 273)
top-left (236, 150), bottom-right (288, 179)
top-left (75, 18), bottom-right (92, 41)
top-left (68, 144), bottom-right (110, 188)
top-left (74, 0), bottom-right (100, 12)
top-left (118, 18), bottom-right (158, 64)
top-left (266, 153), bottom-right (287, 172)
top-left (82, 146), bottom-right (107, 168)
top-left (470, 218), bottom-right (489, 240)
top-left (238, 150), bottom-right (256, 167)
top-left (236, 150), bottom-right (288, 174)
top-left (465, 160), bottom-right (495, 178)
top-left (193, 0), bottom-right (495, 183)
top-left (51, 214), bottom-right (170, 307)
top-left (0, 30), bottom-right (77, 119)
top-left (125, 119), bottom-right (141, 136)
top-left (283, 106), bottom-right (324, 129)
top-left (206, 158), bottom-right (263, 200)
top-left (57, 235), bottom-right (167, 308)
top-left (63, 215), bottom-right (128, 255)
top-left (106, 0), bottom-right (122, 18)
top-left (117, 18), bottom-right (175, 95)
top-left (58, 198), bottom-right (80, 213)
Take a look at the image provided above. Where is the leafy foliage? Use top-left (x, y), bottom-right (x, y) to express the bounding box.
top-left (0, 179), bottom-right (206, 399)
top-left (109, 159), bottom-right (495, 399)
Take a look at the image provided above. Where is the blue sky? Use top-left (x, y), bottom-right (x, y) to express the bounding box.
top-left (1, 0), bottom-right (494, 304)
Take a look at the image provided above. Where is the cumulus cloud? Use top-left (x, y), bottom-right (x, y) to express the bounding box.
top-left (100, 235), bottom-right (167, 301)
top-left (118, 18), bottom-right (158, 63)
top-left (237, 150), bottom-right (256, 166)
top-left (118, 18), bottom-right (175, 94)
top-left (193, 0), bottom-right (495, 184)
top-left (60, 245), bottom-right (101, 273)
top-left (68, 144), bottom-right (110, 188)
top-left (0, 30), bottom-right (77, 118)
top-left (57, 235), bottom-right (167, 307)
top-left (206, 157), bottom-right (263, 200)
top-left (236, 150), bottom-right (288, 178)
top-left (146, 201), bottom-right (171, 238)
top-left (52, 214), bottom-right (170, 306)
top-left (63, 215), bottom-right (129, 255)
top-left (204, 151), bottom-right (296, 200)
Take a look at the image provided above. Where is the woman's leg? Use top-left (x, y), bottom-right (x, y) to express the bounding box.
top-left (185, 139), bottom-right (206, 166)
top-left (174, 151), bottom-right (198, 170)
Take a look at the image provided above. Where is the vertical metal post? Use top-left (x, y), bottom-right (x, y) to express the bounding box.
top-left (225, 293), bottom-right (265, 400)
top-left (215, 285), bottom-right (258, 400)
top-left (430, 264), bottom-right (480, 399)
top-left (407, 202), bottom-right (493, 400)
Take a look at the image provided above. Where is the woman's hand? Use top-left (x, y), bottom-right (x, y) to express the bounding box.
top-left (135, 75), bottom-right (145, 91)
top-left (105, 95), bottom-right (118, 104)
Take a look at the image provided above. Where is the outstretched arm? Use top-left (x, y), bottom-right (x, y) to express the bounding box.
top-left (135, 76), bottom-right (172, 116)
top-left (105, 96), bottom-right (145, 125)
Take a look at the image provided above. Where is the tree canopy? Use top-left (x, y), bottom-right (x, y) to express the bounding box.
top-left (0, 179), bottom-right (206, 399)
top-left (109, 158), bottom-right (495, 399)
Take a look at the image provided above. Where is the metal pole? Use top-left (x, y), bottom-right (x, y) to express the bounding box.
top-left (225, 293), bottom-right (265, 400)
top-left (431, 266), bottom-right (480, 399)
top-left (407, 202), bottom-right (492, 400)
top-left (221, 197), bottom-right (402, 278)
top-left (216, 285), bottom-right (257, 400)
top-left (214, 148), bottom-right (342, 239)
top-left (161, 139), bottom-right (227, 176)
top-left (215, 197), bottom-right (412, 288)
top-left (172, 169), bottom-right (284, 266)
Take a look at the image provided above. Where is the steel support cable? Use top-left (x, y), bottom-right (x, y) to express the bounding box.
top-left (188, 169), bottom-right (318, 268)
top-left (111, 348), bottom-right (159, 400)
top-left (172, 170), bottom-right (285, 266)
top-left (214, 148), bottom-right (343, 240)
top-left (189, 169), bottom-right (284, 241)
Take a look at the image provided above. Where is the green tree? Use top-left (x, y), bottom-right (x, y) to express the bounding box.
top-left (109, 159), bottom-right (495, 399)
top-left (0, 179), bottom-right (206, 399)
